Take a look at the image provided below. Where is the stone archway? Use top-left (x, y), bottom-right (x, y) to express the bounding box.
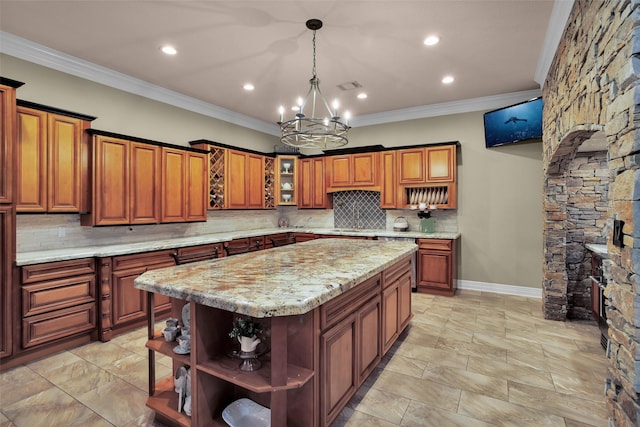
top-left (542, 125), bottom-right (606, 320)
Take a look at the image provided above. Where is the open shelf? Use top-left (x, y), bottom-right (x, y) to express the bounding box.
top-left (146, 377), bottom-right (191, 427)
top-left (146, 334), bottom-right (191, 366)
top-left (197, 357), bottom-right (314, 393)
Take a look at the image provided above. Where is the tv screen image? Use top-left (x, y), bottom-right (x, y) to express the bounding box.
top-left (483, 97), bottom-right (543, 148)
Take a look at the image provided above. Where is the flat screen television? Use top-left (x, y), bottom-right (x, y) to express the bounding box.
top-left (483, 96), bottom-right (543, 148)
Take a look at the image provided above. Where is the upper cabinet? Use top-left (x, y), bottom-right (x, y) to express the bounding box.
top-left (191, 140), bottom-right (273, 210)
top-left (299, 157), bottom-right (329, 209)
top-left (380, 151), bottom-right (398, 209)
top-left (275, 155), bottom-right (297, 206)
top-left (82, 132), bottom-right (207, 226)
top-left (397, 145), bottom-right (456, 185)
top-left (0, 81), bottom-right (20, 204)
top-left (16, 102), bottom-right (95, 213)
top-left (327, 152), bottom-right (379, 191)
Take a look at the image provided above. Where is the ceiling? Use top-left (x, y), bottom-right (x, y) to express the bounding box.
top-left (0, 1), bottom-right (565, 134)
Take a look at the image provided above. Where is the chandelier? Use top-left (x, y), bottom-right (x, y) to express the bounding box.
top-left (278, 19), bottom-right (350, 149)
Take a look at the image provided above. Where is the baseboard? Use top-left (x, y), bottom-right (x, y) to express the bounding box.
top-left (457, 279), bottom-right (542, 299)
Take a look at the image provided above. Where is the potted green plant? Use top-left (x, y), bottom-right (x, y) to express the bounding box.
top-left (229, 317), bottom-right (263, 353)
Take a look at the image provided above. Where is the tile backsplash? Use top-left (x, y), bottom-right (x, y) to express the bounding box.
top-left (333, 191), bottom-right (386, 229)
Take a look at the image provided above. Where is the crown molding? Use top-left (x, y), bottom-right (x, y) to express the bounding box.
top-left (2, 30), bottom-right (542, 133)
top-left (534, 0), bottom-right (575, 86)
top-left (350, 89), bottom-right (542, 127)
top-left (0, 31), bottom-right (280, 136)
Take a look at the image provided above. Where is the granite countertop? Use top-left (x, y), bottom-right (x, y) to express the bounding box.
top-left (134, 239), bottom-right (418, 318)
top-left (16, 227), bottom-right (459, 266)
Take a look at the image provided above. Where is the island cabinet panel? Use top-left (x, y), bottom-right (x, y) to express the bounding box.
top-left (416, 238), bottom-right (457, 296)
top-left (16, 106), bottom-right (90, 213)
top-left (19, 258), bottom-right (97, 350)
top-left (0, 206), bottom-right (14, 359)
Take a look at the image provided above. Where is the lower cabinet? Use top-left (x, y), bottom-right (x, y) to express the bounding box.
top-left (320, 275), bottom-right (382, 426)
top-left (382, 255), bottom-right (413, 353)
top-left (416, 238), bottom-right (457, 296)
top-left (20, 258), bottom-right (97, 349)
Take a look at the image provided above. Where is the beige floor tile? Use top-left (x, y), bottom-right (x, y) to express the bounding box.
top-left (400, 322), bottom-right (441, 347)
top-left (421, 364), bottom-right (509, 401)
top-left (0, 411), bottom-right (15, 427)
top-left (347, 386), bottom-right (411, 424)
top-left (550, 371), bottom-right (605, 402)
top-left (394, 341), bottom-right (469, 369)
top-left (507, 381), bottom-right (608, 427)
top-left (365, 368), bottom-right (461, 412)
top-left (458, 390), bottom-right (566, 426)
top-left (332, 406), bottom-right (398, 427)
top-left (105, 352), bottom-right (172, 392)
top-left (71, 341), bottom-right (140, 368)
top-left (472, 331), bottom-right (544, 355)
top-left (75, 376), bottom-right (150, 426)
top-left (0, 366), bottom-right (53, 407)
top-left (2, 386), bottom-right (109, 427)
top-left (400, 400), bottom-right (495, 427)
top-left (436, 336), bottom-right (507, 362)
top-left (380, 351), bottom-right (429, 379)
top-left (466, 356), bottom-right (555, 391)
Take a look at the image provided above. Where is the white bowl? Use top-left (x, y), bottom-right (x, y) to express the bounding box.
top-left (282, 194), bottom-right (292, 202)
top-left (222, 398), bottom-right (271, 427)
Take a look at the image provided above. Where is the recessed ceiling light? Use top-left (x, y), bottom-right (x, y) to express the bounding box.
top-left (442, 75), bottom-right (455, 84)
top-left (424, 35), bottom-right (440, 46)
top-left (161, 45), bottom-right (177, 55)
top-left (357, 93), bottom-right (368, 100)
top-left (243, 83), bottom-right (255, 91)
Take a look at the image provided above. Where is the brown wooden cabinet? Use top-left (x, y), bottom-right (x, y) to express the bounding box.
top-left (0, 205), bottom-right (14, 358)
top-left (131, 142), bottom-right (161, 224)
top-left (380, 151), bottom-right (398, 208)
top-left (416, 238), bottom-right (457, 296)
top-left (275, 155), bottom-right (297, 205)
top-left (91, 135), bottom-right (130, 225)
top-left (381, 256), bottom-right (413, 353)
top-left (16, 104), bottom-right (93, 213)
top-left (20, 258), bottom-right (97, 349)
top-left (326, 152), bottom-right (379, 191)
top-left (225, 149), bottom-right (265, 209)
top-left (0, 82), bottom-right (19, 204)
top-left (299, 157), bottom-right (329, 209)
top-left (397, 145), bottom-right (456, 185)
top-left (108, 251), bottom-right (174, 332)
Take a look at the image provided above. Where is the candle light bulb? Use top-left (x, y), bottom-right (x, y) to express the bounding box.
top-left (344, 111), bottom-right (351, 126)
top-left (278, 105), bottom-right (284, 123)
top-left (297, 97), bottom-right (304, 115)
top-left (332, 99), bottom-right (339, 117)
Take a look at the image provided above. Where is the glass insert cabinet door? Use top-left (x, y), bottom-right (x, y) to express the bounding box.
top-left (276, 155), bottom-right (297, 205)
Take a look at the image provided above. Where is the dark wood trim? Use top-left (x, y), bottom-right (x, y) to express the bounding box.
top-left (16, 99), bottom-right (96, 121)
top-left (88, 129), bottom-right (209, 154)
top-left (323, 141), bottom-right (459, 156)
top-left (189, 139), bottom-right (276, 158)
top-left (0, 77), bottom-right (25, 88)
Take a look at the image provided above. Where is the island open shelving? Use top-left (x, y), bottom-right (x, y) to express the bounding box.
top-left (136, 239), bottom-right (417, 427)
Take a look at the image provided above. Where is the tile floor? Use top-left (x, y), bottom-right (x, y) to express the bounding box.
top-left (0, 290), bottom-right (609, 426)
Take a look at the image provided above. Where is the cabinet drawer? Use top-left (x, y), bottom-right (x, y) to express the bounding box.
top-left (23, 274), bottom-right (96, 317)
top-left (111, 250), bottom-right (175, 271)
top-left (22, 302), bottom-right (96, 348)
top-left (321, 274), bottom-right (380, 331)
top-left (382, 254), bottom-right (413, 288)
top-left (417, 239), bottom-right (452, 251)
top-left (21, 258), bottom-right (95, 284)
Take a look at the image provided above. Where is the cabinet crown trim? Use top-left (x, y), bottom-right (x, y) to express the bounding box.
top-left (88, 129), bottom-right (208, 154)
top-left (17, 99), bottom-right (96, 121)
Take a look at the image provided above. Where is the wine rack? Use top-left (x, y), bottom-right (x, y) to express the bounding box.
top-left (208, 146), bottom-right (225, 209)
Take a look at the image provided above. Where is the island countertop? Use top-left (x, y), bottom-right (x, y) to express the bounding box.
top-left (134, 238), bottom-right (417, 318)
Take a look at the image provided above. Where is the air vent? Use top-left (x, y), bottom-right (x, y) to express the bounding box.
top-left (337, 81), bottom-right (363, 91)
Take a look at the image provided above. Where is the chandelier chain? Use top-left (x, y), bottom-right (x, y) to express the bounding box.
top-left (311, 30), bottom-right (317, 79)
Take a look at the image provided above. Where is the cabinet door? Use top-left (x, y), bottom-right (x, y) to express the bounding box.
top-left (298, 158), bottom-right (313, 208)
top-left (111, 267), bottom-right (147, 326)
top-left (227, 150), bottom-right (247, 208)
top-left (312, 157), bottom-right (327, 207)
top-left (398, 271), bottom-right (412, 331)
top-left (94, 136), bottom-right (130, 225)
top-left (380, 151), bottom-right (396, 208)
top-left (130, 142), bottom-right (160, 224)
top-left (0, 85), bottom-right (16, 204)
top-left (185, 151), bottom-right (207, 221)
top-left (426, 145), bottom-right (455, 182)
top-left (397, 148), bottom-right (426, 185)
top-left (352, 152), bottom-right (378, 186)
top-left (47, 114), bottom-right (84, 212)
top-left (417, 250), bottom-right (452, 292)
top-left (382, 283), bottom-right (399, 354)
top-left (328, 155), bottom-right (351, 187)
top-left (161, 148), bottom-right (186, 222)
top-left (16, 107), bottom-right (47, 212)
top-left (321, 313), bottom-right (357, 426)
top-left (246, 153), bottom-right (265, 209)
top-left (358, 296), bottom-right (381, 384)
top-left (0, 206), bottom-right (14, 358)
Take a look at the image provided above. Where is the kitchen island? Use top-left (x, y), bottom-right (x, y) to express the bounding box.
top-left (134, 238), bottom-right (417, 427)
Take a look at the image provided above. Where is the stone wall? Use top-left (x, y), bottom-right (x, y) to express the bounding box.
top-left (542, 1), bottom-right (640, 425)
